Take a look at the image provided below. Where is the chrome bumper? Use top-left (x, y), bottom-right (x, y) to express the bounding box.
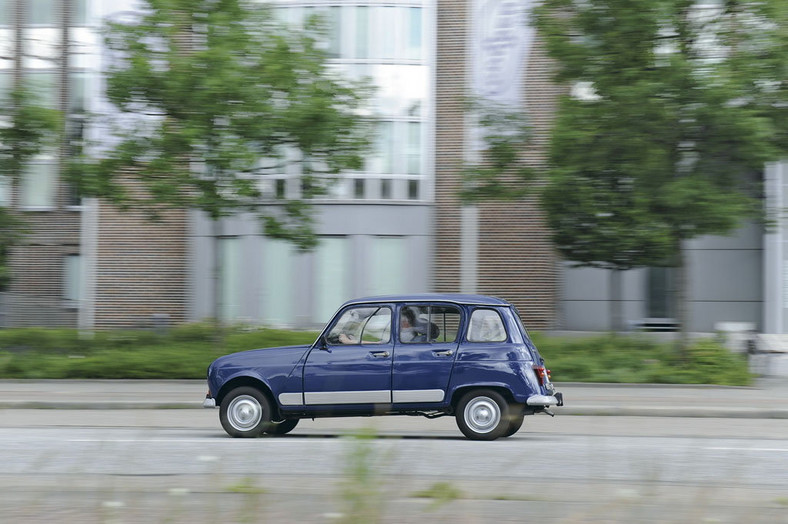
top-left (203, 396), bottom-right (216, 408)
top-left (527, 394), bottom-right (561, 407)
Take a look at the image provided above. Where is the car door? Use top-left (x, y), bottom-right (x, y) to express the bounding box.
top-left (303, 305), bottom-right (394, 406)
top-left (392, 303), bottom-right (462, 404)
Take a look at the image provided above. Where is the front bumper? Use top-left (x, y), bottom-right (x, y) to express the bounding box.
top-left (203, 395), bottom-right (216, 408)
top-left (527, 391), bottom-right (564, 407)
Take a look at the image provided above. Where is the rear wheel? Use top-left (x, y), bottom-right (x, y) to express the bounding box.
top-left (266, 419), bottom-right (299, 435)
top-left (455, 389), bottom-right (510, 441)
top-left (503, 414), bottom-right (524, 437)
top-left (219, 387), bottom-right (274, 438)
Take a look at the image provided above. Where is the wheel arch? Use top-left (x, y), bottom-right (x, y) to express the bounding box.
top-left (449, 384), bottom-right (516, 410)
top-left (216, 376), bottom-right (277, 414)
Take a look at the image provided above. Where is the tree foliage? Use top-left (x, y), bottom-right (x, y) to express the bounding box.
top-left (0, 88), bottom-right (61, 290)
top-left (532, 0), bottom-right (787, 341)
top-left (534, 0), bottom-right (785, 258)
top-left (71, 0), bottom-right (373, 249)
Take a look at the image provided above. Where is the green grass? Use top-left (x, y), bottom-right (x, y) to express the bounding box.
top-left (0, 325), bottom-right (752, 385)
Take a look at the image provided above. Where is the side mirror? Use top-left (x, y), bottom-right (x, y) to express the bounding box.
top-left (317, 335), bottom-right (329, 351)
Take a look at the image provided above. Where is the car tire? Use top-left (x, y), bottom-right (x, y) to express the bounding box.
top-left (503, 413), bottom-right (524, 438)
top-left (455, 389), bottom-right (510, 441)
top-left (219, 387), bottom-right (274, 438)
top-left (266, 419), bottom-right (299, 435)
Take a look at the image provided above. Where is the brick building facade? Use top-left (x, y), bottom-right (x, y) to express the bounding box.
top-left (434, 0), bottom-right (561, 330)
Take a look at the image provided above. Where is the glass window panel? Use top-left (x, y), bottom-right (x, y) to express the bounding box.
top-left (0, 177), bottom-right (10, 205)
top-left (407, 179), bottom-right (419, 200)
top-left (64, 254), bottom-right (81, 302)
top-left (327, 306), bottom-right (391, 345)
top-left (379, 7), bottom-right (397, 60)
top-left (407, 8), bottom-right (422, 60)
top-left (21, 163), bottom-right (57, 208)
top-left (219, 237), bottom-right (241, 323)
top-left (0, 73), bottom-right (10, 104)
top-left (369, 237), bottom-right (405, 295)
top-left (406, 122), bottom-right (421, 174)
top-left (26, 72), bottom-right (58, 109)
top-left (0, 0), bottom-right (9, 25)
top-left (467, 309), bottom-right (507, 343)
top-left (379, 121), bottom-right (394, 174)
top-left (69, 72), bottom-right (87, 113)
top-left (72, 0), bottom-right (88, 25)
top-left (29, 0), bottom-right (56, 25)
top-left (328, 6), bottom-right (342, 58)
top-left (647, 267), bottom-right (676, 318)
top-left (315, 237), bottom-right (349, 323)
top-left (262, 239), bottom-right (294, 327)
top-left (354, 179), bottom-right (365, 199)
top-left (355, 7), bottom-right (368, 59)
top-left (380, 179), bottom-right (391, 199)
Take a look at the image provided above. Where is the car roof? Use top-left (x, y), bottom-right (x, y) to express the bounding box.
top-left (340, 294), bottom-right (511, 307)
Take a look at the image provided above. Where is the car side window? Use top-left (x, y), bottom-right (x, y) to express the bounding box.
top-left (467, 309), bottom-right (507, 343)
top-left (400, 305), bottom-right (461, 343)
top-left (327, 306), bottom-right (391, 345)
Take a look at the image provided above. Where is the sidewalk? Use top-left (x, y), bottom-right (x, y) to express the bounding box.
top-left (1, 378), bottom-right (787, 418)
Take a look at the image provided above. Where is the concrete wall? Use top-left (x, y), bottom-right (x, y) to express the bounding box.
top-left (561, 223), bottom-right (763, 333)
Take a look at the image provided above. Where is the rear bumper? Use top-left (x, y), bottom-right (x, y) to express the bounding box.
top-left (527, 391), bottom-right (564, 407)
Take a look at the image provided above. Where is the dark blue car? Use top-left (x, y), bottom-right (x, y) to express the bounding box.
top-left (203, 294), bottom-right (563, 440)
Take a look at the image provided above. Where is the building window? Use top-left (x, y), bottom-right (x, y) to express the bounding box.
top-left (369, 236), bottom-right (405, 295)
top-left (25, 71), bottom-right (58, 109)
top-left (315, 237), bottom-right (350, 323)
top-left (380, 179), bottom-right (391, 199)
top-left (407, 179), bottom-right (419, 200)
top-left (647, 267), bottom-right (676, 319)
top-left (407, 8), bottom-right (422, 60)
top-left (29, 0), bottom-right (57, 25)
top-left (327, 6), bottom-right (341, 58)
top-left (63, 254), bottom-right (81, 303)
top-left (354, 7), bottom-right (369, 59)
top-left (262, 239), bottom-right (294, 327)
top-left (406, 122), bottom-right (421, 174)
top-left (353, 179), bottom-right (365, 199)
top-left (20, 163), bottom-right (57, 209)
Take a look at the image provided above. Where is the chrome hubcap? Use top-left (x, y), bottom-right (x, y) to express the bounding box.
top-left (464, 396), bottom-right (501, 434)
top-left (227, 395), bottom-right (263, 431)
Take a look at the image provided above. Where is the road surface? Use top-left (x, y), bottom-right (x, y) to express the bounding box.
top-left (2, 409), bottom-right (788, 523)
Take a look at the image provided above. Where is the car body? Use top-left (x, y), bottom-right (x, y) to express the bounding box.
top-left (203, 294), bottom-right (563, 440)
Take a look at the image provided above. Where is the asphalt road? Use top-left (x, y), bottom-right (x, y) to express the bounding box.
top-left (3, 409), bottom-right (788, 523)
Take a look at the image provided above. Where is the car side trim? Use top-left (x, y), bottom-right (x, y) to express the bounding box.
top-left (279, 393), bottom-right (303, 406)
top-left (392, 389), bottom-right (445, 403)
top-left (305, 390), bottom-right (392, 404)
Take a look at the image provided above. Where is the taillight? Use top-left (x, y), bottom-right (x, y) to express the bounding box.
top-left (533, 365), bottom-right (549, 386)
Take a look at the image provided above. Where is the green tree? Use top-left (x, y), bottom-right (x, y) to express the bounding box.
top-left (0, 88), bottom-right (61, 290)
top-left (533, 0), bottom-right (787, 348)
top-left (71, 0), bottom-right (372, 324)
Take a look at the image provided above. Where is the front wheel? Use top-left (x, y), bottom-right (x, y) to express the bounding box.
top-left (219, 387), bottom-right (274, 438)
top-left (455, 389), bottom-right (511, 441)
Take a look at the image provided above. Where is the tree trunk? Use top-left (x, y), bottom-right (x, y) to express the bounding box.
top-left (212, 218), bottom-right (224, 346)
top-left (675, 239), bottom-right (690, 357)
top-left (609, 269), bottom-right (623, 332)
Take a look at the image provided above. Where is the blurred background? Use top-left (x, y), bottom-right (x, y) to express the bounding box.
top-left (0, 0), bottom-right (785, 345)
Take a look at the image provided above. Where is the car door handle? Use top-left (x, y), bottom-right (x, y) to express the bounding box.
top-left (433, 350), bottom-right (453, 357)
top-left (370, 351), bottom-right (390, 358)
